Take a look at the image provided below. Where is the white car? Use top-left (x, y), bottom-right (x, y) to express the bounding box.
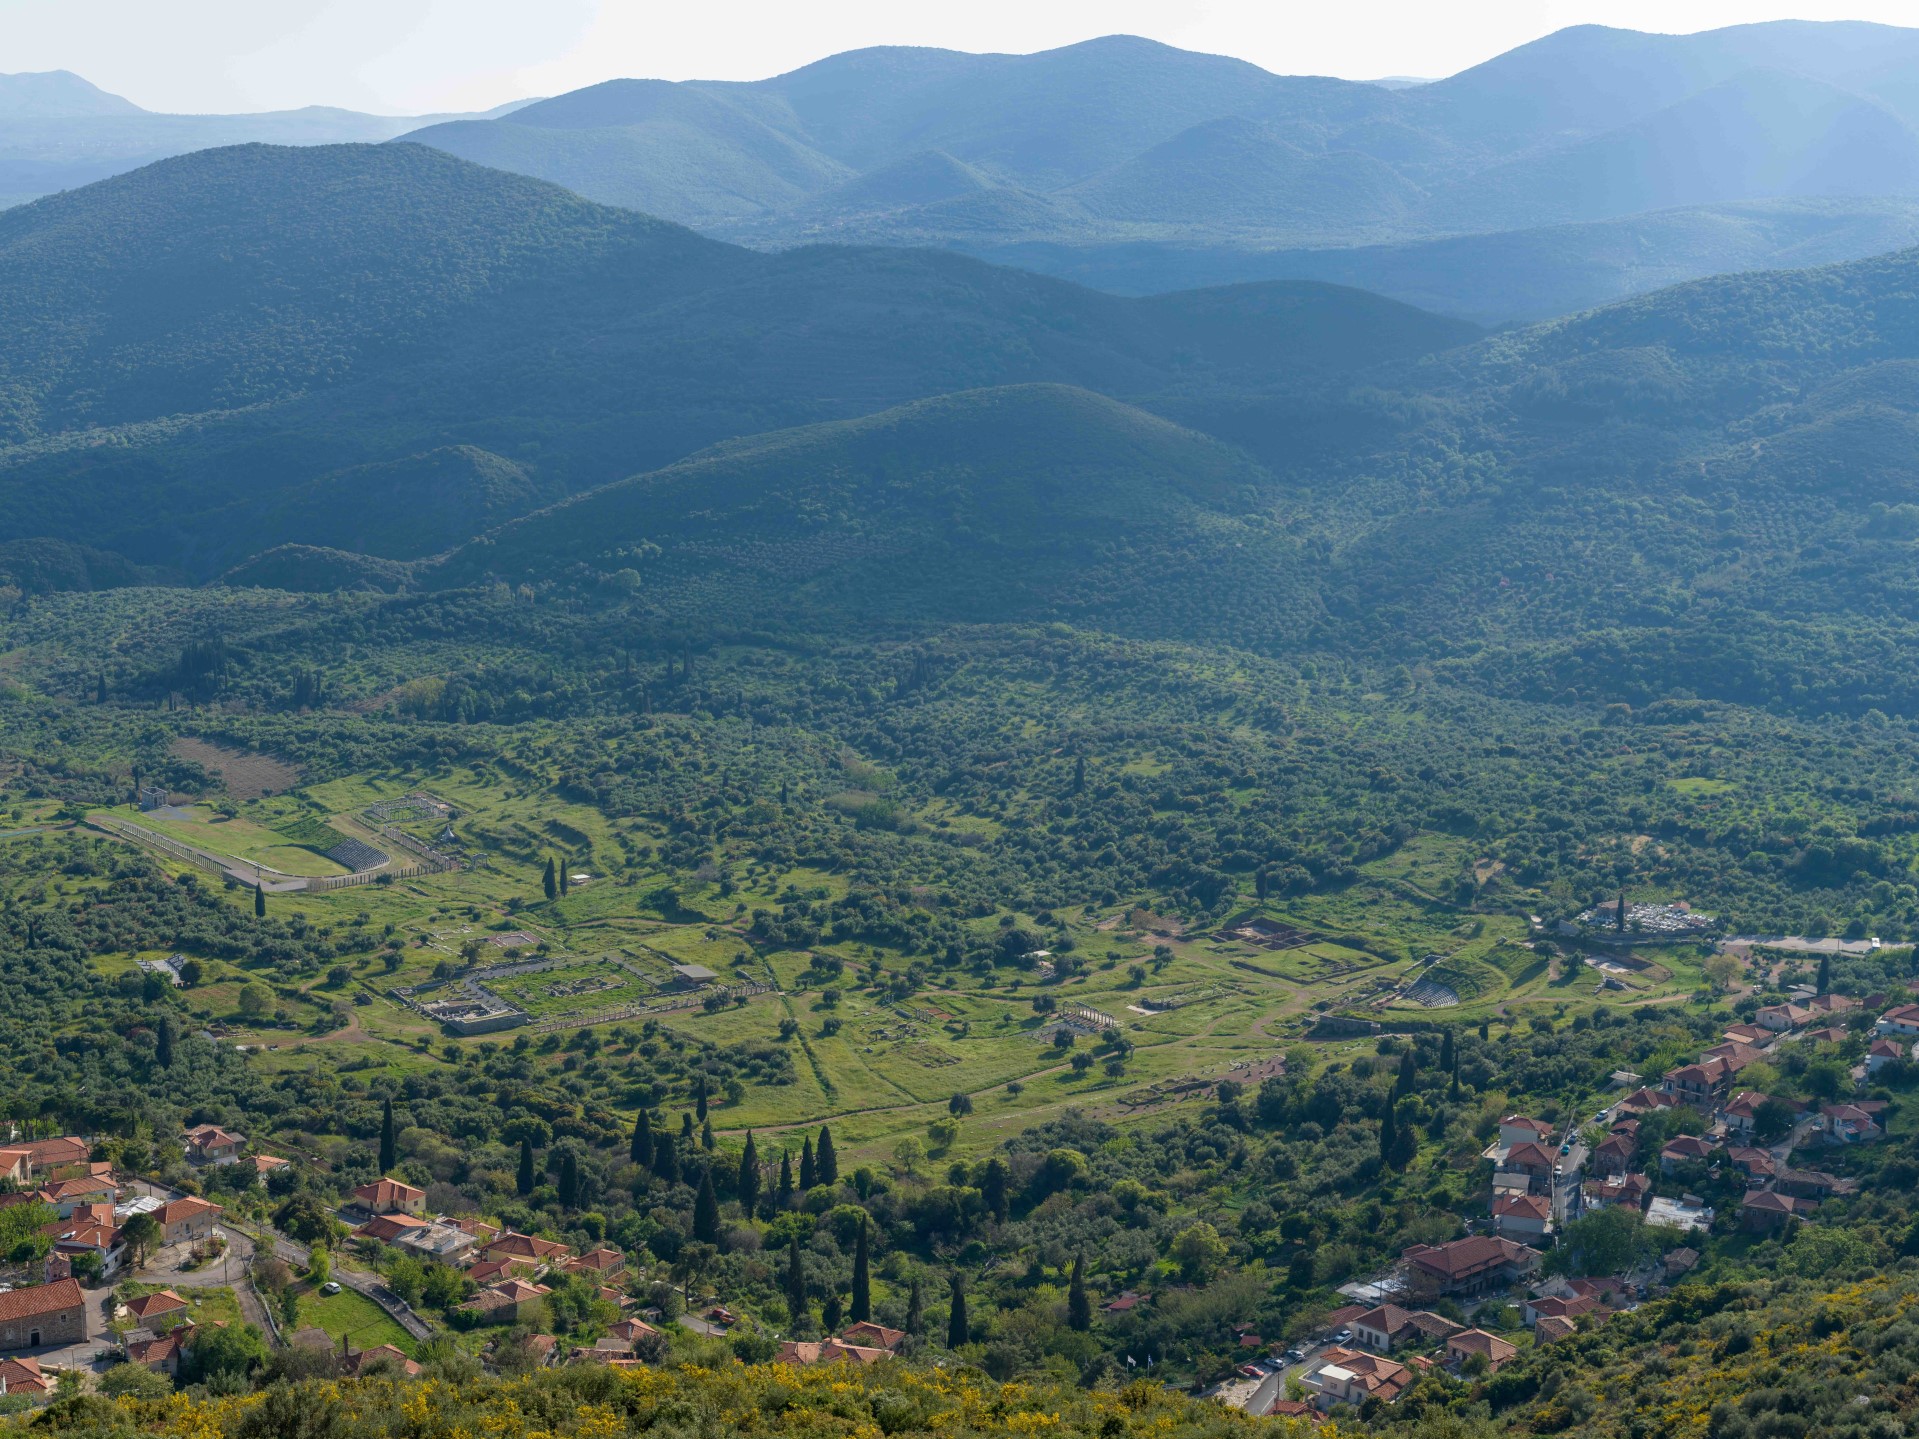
top-left (320, 1281), bottom-right (342, 1296)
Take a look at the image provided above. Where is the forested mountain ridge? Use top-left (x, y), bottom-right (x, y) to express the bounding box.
top-left (0, 142), bottom-right (1473, 577)
top-left (398, 20), bottom-right (1919, 321)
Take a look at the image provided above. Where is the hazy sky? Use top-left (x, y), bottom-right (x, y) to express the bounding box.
top-left (2, 1), bottom-right (1915, 115)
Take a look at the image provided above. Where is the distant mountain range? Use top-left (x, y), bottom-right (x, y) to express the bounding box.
top-left (0, 68), bottom-right (530, 207)
top-left (390, 22), bottom-right (1919, 321)
top-left (17, 25), bottom-right (1919, 323)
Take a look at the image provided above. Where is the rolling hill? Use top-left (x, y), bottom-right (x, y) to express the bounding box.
top-left (0, 141), bottom-right (1474, 580)
top-left (400, 22), bottom-right (1919, 261)
top-left (363, 384), bottom-right (1323, 646)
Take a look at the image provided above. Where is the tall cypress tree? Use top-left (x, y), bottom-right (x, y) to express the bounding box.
top-left (1817, 952), bottom-right (1832, 994)
top-left (785, 1234), bottom-right (807, 1323)
top-left (155, 1017), bottom-right (174, 1070)
top-left (681, 1112), bottom-right (695, 1143)
top-left (542, 856), bottom-right (557, 901)
top-left (516, 1135), bottom-right (535, 1196)
top-left (695, 1075), bottom-right (709, 1122)
top-left (905, 1277), bottom-right (924, 1336)
top-left (559, 1150), bottom-right (581, 1208)
top-left (632, 1110), bottom-right (653, 1167)
top-left (850, 1218), bottom-right (871, 1323)
top-left (378, 1098), bottom-right (396, 1173)
top-left (822, 1291), bottom-right (843, 1333)
top-left (701, 1119), bottom-right (714, 1151)
top-left (654, 1132), bottom-right (680, 1185)
top-left (1378, 1100), bottom-right (1398, 1164)
top-left (1394, 1051), bottom-right (1416, 1099)
top-left (559, 857), bottom-right (570, 896)
top-left (816, 1125), bottom-right (839, 1187)
top-left (1067, 1251), bottom-right (1090, 1332)
top-left (947, 1274), bottom-right (969, 1348)
top-left (800, 1137), bottom-right (817, 1190)
top-left (738, 1132), bottom-right (760, 1215)
top-left (1439, 1028), bottom-right (1455, 1074)
top-left (693, 1169), bottom-right (721, 1244)
top-left (778, 1149), bottom-right (794, 1205)
top-left (254, 882), bottom-right (265, 918)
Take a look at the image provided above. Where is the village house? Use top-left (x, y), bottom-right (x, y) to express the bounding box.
top-left (1582, 1172), bottom-right (1652, 1212)
top-left (1612, 1087), bottom-right (1676, 1119)
top-left (1776, 1169), bottom-right (1844, 1200)
top-left (1532, 1315), bottom-right (1577, 1345)
top-left (1348, 1304), bottom-right (1456, 1352)
top-left (356, 1212), bottom-right (430, 1246)
top-left (352, 1178), bottom-right (427, 1217)
top-left (1491, 1191), bottom-right (1553, 1243)
top-left (1659, 1135), bottom-right (1714, 1172)
top-left (36, 1173), bottom-right (118, 1218)
top-left (1718, 1091), bottom-right (1795, 1138)
top-left (562, 1247), bottom-right (625, 1280)
top-left (1875, 1003), bottom-right (1919, 1038)
top-left (250, 1155), bottom-right (291, 1178)
top-left (1721, 1023), bottom-right (1773, 1047)
top-left (1446, 1329), bottom-right (1517, 1373)
top-left (0, 1279), bottom-right (86, 1352)
top-left (154, 1195), bottom-right (222, 1245)
top-left (1662, 1058), bottom-right (1733, 1107)
top-left (1496, 1116), bottom-right (1556, 1151)
top-left (1741, 1189), bottom-right (1812, 1234)
top-left (125, 1290), bottom-right (190, 1328)
top-left (1401, 1236), bottom-right (1539, 1299)
top-left (1805, 994), bottom-right (1859, 1016)
top-left (181, 1125), bottom-right (245, 1167)
top-left (1723, 1146), bottom-right (1777, 1183)
top-left (1588, 1134), bottom-right (1636, 1178)
top-left (1800, 1026), bottom-right (1851, 1046)
top-left (48, 1201), bottom-right (126, 1276)
top-left (1305, 1347), bottom-right (1413, 1409)
top-left (395, 1221), bottom-right (477, 1266)
top-left (1701, 1041), bottom-right (1766, 1075)
top-left (1868, 1038), bottom-right (1913, 1074)
top-left (1818, 1104), bottom-right (1884, 1144)
top-left (125, 1326), bottom-right (193, 1376)
top-left (16, 1138), bottom-right (90, 1178)
top-left (838, 1321), bottom-right (908, 1353)
top-left (775, 1337), bottom-right (893, 1366)
top-left (0, 1151), bottom-right (30, 1186)
top-left (1756, 1002), bottom-right (1814, 1033)
top-left (1498, 1141), bottom-right (1558, 1195)
top-left (0, 1356), bottom-right (52, 1402)
top-left (1522, 1293), bottom-right (1603, 1327)
top-left (483, 1231), bottom-right (572, 1267)
top-left (462, 1278), bottom-right (551, 1320)
top-left (467, 1256), bottom-right (540, 1286)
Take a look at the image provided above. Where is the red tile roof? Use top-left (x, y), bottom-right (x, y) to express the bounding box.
top-left (0, 1278), bottom-right (83, 1324)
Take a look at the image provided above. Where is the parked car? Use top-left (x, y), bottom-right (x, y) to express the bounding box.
top-left (1284, 1349), bottom-right (1306, 1363)
top-left (320, 1281), bottom-right (342, 1296)
top-left (1332, 1328), bottom-right (1353, 1343)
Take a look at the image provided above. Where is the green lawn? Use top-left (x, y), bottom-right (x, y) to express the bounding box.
top-left (291, 1283), bottom-right (414, 1355)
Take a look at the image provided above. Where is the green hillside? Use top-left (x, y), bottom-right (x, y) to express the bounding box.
top-left (0, 143), bottom-right (1473, 580)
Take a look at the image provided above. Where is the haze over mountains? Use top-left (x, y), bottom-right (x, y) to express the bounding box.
top-left (17, 23), bottom-right (1919, 323)
top-left (0, 67), bottom-right (529, 209)
top-left (390, 21), bottom-right (1919, 317)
